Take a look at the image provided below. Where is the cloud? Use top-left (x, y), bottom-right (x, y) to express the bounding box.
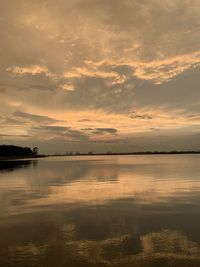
top-left (95, 128), bottom-right (118, 134)
top-left (129, 112), bottom-right (153, 120)
top-left (131, 51), bottom-right (200, 84)
top-left (66, 51), bottom-right (200, 85)
top-left (13, 111), bottom-right (64, 124)
top-left (78, 119), bottom-right (91, 123)
top-left (32, 125), bottom-right (89, 141)
top-left (66, 129), bottom-right (89, 141)
top-left (0, 0), bottom-right (199, 152)
top-left (0, 134), bottom-right (30, 138)
top-left (64, 66), bottom-right (126, 84)
top-left (81, 128), bottom-right (93, 131)
top-left (60, 84), bottom-right (75, 91)
top-left (0, 116), bottom-right (27, 126)
top-left (6, 65), bottom-right (50, 77)
top-left (81, 127), bottom-right (118, 136)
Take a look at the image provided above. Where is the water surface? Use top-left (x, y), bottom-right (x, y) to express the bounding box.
top-left (0, 155), bottom-right (200, 267)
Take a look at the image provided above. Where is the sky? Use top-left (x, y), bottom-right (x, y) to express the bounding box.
top-left (0, 0), bottom-right (200, 154)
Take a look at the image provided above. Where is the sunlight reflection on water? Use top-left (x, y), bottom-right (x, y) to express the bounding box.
top-left (0, 155), bottom-right (200, 267)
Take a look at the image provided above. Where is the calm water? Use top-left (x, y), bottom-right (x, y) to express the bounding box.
top-left (0, 155), bottom-right (200, 267)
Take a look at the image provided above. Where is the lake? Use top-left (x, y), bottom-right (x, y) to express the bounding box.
top-left (0, 155), bottom-right (200, 267)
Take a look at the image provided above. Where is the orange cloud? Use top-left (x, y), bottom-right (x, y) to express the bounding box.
top-left (7, 65), bottom-right (49, 76)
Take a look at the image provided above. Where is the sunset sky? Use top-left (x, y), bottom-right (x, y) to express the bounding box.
top-left (0, 0), bottom-right (200, 153)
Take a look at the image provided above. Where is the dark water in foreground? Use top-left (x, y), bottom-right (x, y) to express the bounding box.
top-left (0, 155), bottom-right (200, 267)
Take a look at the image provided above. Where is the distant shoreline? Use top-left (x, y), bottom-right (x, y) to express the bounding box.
top-left (0, 151), bottom-right (200, 161)
top-left (50, 151), bottom-right (200, 157)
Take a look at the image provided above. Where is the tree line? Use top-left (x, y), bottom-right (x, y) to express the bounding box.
top-left (0, 145), bottom-right (38, 157)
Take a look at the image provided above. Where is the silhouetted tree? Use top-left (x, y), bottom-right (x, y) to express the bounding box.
top-left (0, 145), bottom-right (36, 157)
top-left (33, 147), bottom-right (38, 155)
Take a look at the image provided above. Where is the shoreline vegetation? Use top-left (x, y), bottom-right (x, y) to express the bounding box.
top-left (52, 150), bottom-right (200, 156)
top-left (0, 145), bottom-right (200, 161)
top-left (0, 145), bottom-right (45, 161)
